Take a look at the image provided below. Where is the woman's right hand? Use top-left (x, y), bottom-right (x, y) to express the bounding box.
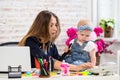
top-left (64, 46), bottom-right (69, 52)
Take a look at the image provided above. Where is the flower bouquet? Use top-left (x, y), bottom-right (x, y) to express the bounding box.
top-left (93, 26), bottom-right (116, 65)
top-left (94, 27), bottom-right (115, 56)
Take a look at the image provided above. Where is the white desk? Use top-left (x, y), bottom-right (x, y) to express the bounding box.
top-left (0, 74), bottom-right (119, 80)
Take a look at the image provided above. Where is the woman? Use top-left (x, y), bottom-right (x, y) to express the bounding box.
top-left (18, 10), bottom-right (92, 71)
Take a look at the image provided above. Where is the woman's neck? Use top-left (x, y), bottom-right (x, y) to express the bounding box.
top-left (40, 39), bottom-right (50, 52)
top-left (42, 43), bottom-right (46, 51)
top-left (40, 37), bottom-right (49, 43)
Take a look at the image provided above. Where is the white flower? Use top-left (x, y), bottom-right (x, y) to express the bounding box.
top-left (107, 22), bottom-right (114, 28)
top-left (100, 18), bottom-right (115, 29)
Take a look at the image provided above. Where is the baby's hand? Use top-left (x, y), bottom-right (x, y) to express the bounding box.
top-left (80, 62), bottom-right (93, 69)
top-left (76, 63), bottom-right (92, 71)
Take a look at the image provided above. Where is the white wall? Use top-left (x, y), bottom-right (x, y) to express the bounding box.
top-left (0, 0), bottom-right (119, 55)
top-left (0, 0), bottom-right (92, 54)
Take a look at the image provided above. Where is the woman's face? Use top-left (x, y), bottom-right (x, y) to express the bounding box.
top-left (49, 16), bottom-right (58, 38)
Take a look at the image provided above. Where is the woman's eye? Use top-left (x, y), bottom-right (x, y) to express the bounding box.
top-left (55, 24), bottom-right (58, 27)
top-left (50, 24), bottom-right (53, 27)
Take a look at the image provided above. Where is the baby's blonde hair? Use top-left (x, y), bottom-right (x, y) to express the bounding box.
top-left (77, 19), bottom-right (92, 28)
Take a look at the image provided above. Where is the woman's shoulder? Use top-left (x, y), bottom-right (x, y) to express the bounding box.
top-left (26, 36), bottom-right (39, 43)
top-left (26, 36), bottom-right (37, 40)
top-left (25, 36), bottom-right (40, 46)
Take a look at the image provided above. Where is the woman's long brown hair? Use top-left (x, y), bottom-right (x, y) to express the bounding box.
top-left (18, 10), bottom-right (61, 46)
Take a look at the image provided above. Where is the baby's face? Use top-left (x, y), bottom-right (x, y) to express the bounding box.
top-left (77, 30), bottom-right (91, 43)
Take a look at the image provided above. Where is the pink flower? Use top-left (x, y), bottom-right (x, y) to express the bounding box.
top-left (66, 27), bottom-right (77, 38)
top-left (65, 27), bottom-right (77, 46)
top-left (95, 40), bottom-right (103, 53)
top-left (94, 26), bottom-right (103, 37)
top-left (95, 39), bottom-right (108, 53)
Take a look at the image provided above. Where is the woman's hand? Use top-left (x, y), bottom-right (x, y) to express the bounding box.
top-left (64, 46), bottom-right (69, 52)
top-left (64, 44), bottom-right (72, 53)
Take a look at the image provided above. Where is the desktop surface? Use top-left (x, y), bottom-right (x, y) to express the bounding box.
top-left (0, 68), bottom-right (119, 80)
top-left (0, 72), bottom-right (119, 80)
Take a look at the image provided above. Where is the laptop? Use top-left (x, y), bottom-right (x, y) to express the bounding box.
top-left (0, 46), bottom-right (31, 72)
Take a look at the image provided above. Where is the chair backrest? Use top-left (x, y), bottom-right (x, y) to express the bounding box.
top-left (0, 42), bottom-right (19, 46)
